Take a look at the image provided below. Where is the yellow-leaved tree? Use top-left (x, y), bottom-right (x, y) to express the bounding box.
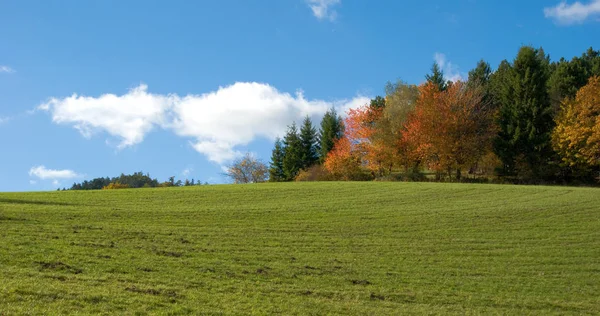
top-left (552, 76), bottom-right (600, 173)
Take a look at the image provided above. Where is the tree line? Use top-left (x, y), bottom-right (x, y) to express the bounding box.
top-left (67, 172), bottom-right (207, 190)
top-left (268, 46), bottom-right (600, 184)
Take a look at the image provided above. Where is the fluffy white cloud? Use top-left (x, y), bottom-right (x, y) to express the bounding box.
top-left (39, 82), bottom-right (369, 164)
top-left (171, 82), bottom-right (368, 163)
top-left (307, 0), bottom-right (341, 21)
top-left (0, 65), bottom-right (15, 73)
top-left (29, 166), bottom-right (81, 180)
top-left (434, 53), bottom-right (464, 82)
top-left (544, 0), bottom-right (600, 24)
top-left (39, 84), bottom-right (173, 148)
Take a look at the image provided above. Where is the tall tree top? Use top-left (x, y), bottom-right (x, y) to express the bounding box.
top-left (468, 60), bottom-right (492, 87)
top-left (426, 62), bottom-right (447, 91)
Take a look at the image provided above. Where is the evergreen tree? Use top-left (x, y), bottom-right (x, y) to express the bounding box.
top-left (468, 60), bottom-right (492, 89)
top-left (268, 137), bottom-right (285, 182)
top-left (282, 123), bottom-right (303, 180)
top-left (490, 60), bottom-right (512, 109)
top-left (299, 116), bottom-right (319, 169)
top-left (468, 59), bottom-right (494, 109)
top-left (548, 47), bottom-right (600, 111)
top-left (493, 46), bottom-right (555, 180)
top-left (319, 108), bottom-right (344, 162)
top-left (425, 62), bottom-right (447, 91)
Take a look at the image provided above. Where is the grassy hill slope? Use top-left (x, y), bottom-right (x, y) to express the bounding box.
top-left (1, 182), bottom-right (599, 314)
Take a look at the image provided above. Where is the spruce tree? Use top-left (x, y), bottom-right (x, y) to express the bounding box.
top-left (425, 62), bottom-right (447, 91)
top-left (493, 46), bottom-right (554, 179)
top-left (318, 108), bottom-right (344, 162)
top-left (282, 123), bottom-right (303, 180)
top-left (268, 137), bottom-right (285, 182)
top-left (299, 116), bottom-right (319, 169)
top-left (468, 59), bottom-right (494, 109)
top-left (468, 60), bottom-right (492, 88)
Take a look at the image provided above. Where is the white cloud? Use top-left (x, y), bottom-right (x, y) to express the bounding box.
top-left (39, 84), bottom-right (173, 149)
top-left (182, 168), bottom-right (192, 177)
top-left (29, 165), bottom-right (81, 180)
top-left (307, 0), bottom-right (341, 21)
top-left (544, 0), bottom-right (600, 24)
top-left (434, 52), bottom-right (464, 82)
top-left (171, 82), bottom-right (368, 163)
top-left (39, 82), bottom-right (369, 164)
top-left (0, 65), bottom-right (15, 73)
top-left (0, 116), bottom-right (10, 125)
top-left (29, 180), bottom-right (37, 185)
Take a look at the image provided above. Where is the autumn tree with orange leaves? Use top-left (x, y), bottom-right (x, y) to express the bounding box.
top-left (323, 104), bottom-right (380, 180)
top-left (403, 81), bottom-right (496, 180)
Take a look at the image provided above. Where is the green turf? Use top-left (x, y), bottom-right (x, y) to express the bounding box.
top-left (1, 182), bottom-right (599, 314)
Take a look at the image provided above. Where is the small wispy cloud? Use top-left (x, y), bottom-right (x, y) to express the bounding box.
top-left (29, 165), bottom-right (82, 180)
top-left (0, 65), bottom-right (15, 73)
top-left (434, 53), bottom-right (464, 82)
top-left (0, 116), bottom-right (10, 125)
top-left (307, 0), bottom-right (341, 21)
top-left (544, 0), bottom-right (600, 24)
top-left (182, 168), bottom-right (193, 177)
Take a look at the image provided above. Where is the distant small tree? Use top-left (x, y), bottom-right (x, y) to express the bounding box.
top-left (225, 153), bottom-right (269, 184)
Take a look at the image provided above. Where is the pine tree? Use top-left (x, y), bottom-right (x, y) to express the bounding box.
top-left (299, 116), bottom-right (319, 169)
top-left (493, 46), bottom-right (554, 180)
top-left (268, 138), bottom-right (285, 182)
top-left (319, 108), bottom-right (344, 162)
top-left (468, 59), bottom-right (495, 110)
top-left (426, 62), bottom-right (447, 91)
top-left (282, 123), bottom-right (303, 180)
top-left (468, 60), bottom-right (492, 89)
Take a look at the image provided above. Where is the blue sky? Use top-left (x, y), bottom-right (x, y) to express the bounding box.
top-left (0, 0), bottom-right (599, 191)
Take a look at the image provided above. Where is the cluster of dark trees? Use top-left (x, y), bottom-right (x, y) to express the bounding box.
top-left (268, 110), bottom-right (343, 181)
top-left (267, 46), bottom-right (600, 184)
top-left (482, 46), bottom-right (599, 182)
top-left (67, 172), bottom-right (206, 190)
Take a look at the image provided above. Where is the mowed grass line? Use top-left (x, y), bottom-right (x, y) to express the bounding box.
top-left (0, 182), bottom-right (599, 314)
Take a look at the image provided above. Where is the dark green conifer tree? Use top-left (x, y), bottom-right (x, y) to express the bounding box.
top-left (299, 116), bottom-right (319, 169)
top-left (493, 46), bottom-right (554, 180)
top-left (268, 137), bottom-right (285, 182)
top-left (425, 62), bottom-right (447, 91)
top-left (318, 108), bottom-right (344, 162)
top-left (282, 123), bottom-right (303, 180)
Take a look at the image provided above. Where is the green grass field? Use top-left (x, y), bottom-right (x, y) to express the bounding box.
top-left (1, 182), bottom-right (599, 315)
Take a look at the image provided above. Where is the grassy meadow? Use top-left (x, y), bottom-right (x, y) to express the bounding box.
top-left (1, 182), bottom-right (599, 314)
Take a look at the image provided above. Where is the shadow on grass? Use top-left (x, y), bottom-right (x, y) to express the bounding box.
top-left (0, 198), bottom-right (76, 206)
